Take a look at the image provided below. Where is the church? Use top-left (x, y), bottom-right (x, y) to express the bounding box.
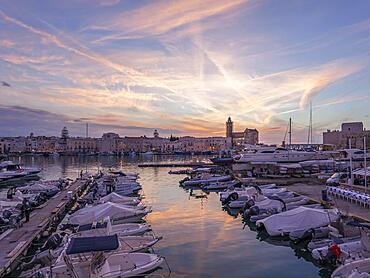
top-left (226, 117), bottom-right (259, 145)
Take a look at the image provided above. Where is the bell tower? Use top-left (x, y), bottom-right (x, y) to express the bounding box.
top-left (226, 117), bottom-right (233, 138)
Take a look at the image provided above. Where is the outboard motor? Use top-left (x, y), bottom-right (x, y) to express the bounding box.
top-left (223, 192), bottom-right (239, 204)
top-left (2, 209), bottom-right (12, 220)
top-left (243, 199), bottom-right (255, 211)
top-left (42, 233), bottom-right (63, 251)
top-left (248, 205), bottom-right (260, 216)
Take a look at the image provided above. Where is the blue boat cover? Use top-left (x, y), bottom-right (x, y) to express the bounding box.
top-left (66, 234), bottom-right (119, 255)
top-left (77, 222), bottom-right (108, 232)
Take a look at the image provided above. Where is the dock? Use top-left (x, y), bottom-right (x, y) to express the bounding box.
top-left (0, 176), bottom-right (92, 277)
top-left (287, 182), bottom-right (370, 222)
top-left (138, 162), bottom-right (213, 168)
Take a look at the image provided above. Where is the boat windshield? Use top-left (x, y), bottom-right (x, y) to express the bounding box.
top-left (330, 173), bottom-right (340, 179)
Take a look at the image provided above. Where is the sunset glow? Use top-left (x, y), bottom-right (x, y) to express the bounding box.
top-left (1, 0), bottom-right (370, 143)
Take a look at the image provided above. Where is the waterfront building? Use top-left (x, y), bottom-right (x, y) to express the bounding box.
top-left (323, 122), bottom-right (370, 149)
top-left (225, 117), bottom-right (259, 146)
top-left (0, 126), bottom-right (234, 155)
top-left (100, 132), bottom-right (123, 153)
top-left (66, 137), bottom-right (98, 154)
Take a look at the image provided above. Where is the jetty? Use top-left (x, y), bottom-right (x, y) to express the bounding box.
top-left (0, 176), bottom-right (92, 277)
top-left (138, 162), bottom-right (213, 168)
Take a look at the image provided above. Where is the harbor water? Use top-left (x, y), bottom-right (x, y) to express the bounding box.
top-left (8, 155), bottom-right (332, 278)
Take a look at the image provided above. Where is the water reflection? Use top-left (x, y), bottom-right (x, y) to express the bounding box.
top-left (7, 155), bottom-right (331, 277)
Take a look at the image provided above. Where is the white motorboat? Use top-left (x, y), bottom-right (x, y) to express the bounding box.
top-left (312, 227), bottom-right (370, 262)
top-left (235, 147), bottom-right (335, 163)
top-left (69, 234), bottom-right (161, 253)
top-left (220, 185), bottom-right (289, 203)
top-left (256, 206), bottom-right (339, 236)
top-left (182, 175), bottom-right (232, 187)
top-left (202, 180), bottom-right (239, 191)
top-left (76, 220), bottom-right (151, 237)
top-left (0, 161), bottom-right (40, 182)
top-left (18, 183), bottom-right (60, 197)
top-left (32, 235), bottom-right (164, 277)
top-left (220, 186), bottom-right (258, 202)
top-left (331, 258), bottom-right (370, 278)
top-left (67, 202), bottom-right (151, 225)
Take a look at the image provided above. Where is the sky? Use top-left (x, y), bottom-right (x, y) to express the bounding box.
top-left (1, 0), bottom-right (370, 144)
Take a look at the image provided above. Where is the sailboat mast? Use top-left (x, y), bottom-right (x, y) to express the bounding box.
top-left (310, 101), bottom-right (313, 144)
top-left (307, 101), bottom-right (313, 144)
top-left (289, 118), bottom-right (292, 148)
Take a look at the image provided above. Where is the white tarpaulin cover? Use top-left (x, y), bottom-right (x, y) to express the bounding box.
top-left (254, 198), bottom-right (284, 211)
top-left (99, 192), bottom-right (140, 205)
top-left (261, 188), bottom-right (287, 195)
top-left (69, 202), bottom-right (148, 225)
top-left (256, 206), bottom-right (339, 236)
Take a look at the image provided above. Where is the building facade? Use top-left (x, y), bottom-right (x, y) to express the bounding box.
top-left (323, 122), bottom-right (370, 149)
top-left (225, 117), bottom-right (259, 146)
top-left (0, 125), bottom-right (234, 155)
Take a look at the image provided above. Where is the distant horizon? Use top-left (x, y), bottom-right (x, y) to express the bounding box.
top-left (1, 1), bottom-right (370, 144)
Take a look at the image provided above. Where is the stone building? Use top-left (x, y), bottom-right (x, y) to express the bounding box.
top-left (323, 122), bottom-right (370, 149)
top-left (225, 117), bottom-right (259, 146)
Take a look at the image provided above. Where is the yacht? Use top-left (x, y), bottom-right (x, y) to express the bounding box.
top-left (0, 161), bottom-right (41, 182)
top-left (339, 149), bottom-right (370, 161)
top-left (234, 147), bottom-right (335, 163)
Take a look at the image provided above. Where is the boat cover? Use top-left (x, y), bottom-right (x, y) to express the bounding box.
top-left (100, 192), bottom-right (138, 203)
top-left (255, 198), bottom-right (284, 211)
top-left (66, 234), bottom-right (119, 254)
top-left (69, 202), bottom-right (146, 225)
top-left (256, 206), bottom-right (339, 236)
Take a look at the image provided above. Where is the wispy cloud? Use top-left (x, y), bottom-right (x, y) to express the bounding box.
top-left (84, 0), bottom-right (249, 42)
top-left (1, 1), bottom-right (370, 142)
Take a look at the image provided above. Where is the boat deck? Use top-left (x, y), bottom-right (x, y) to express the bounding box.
top-left (0, 177), bottom-right (91, 276)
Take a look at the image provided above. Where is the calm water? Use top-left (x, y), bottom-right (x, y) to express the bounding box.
top-left (9, 155), bottom-right (331, 278)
